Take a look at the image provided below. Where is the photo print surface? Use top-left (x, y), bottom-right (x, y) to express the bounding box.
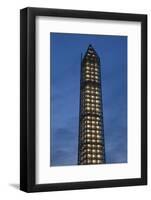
top-left (50, 32), bottom-right (127, 166)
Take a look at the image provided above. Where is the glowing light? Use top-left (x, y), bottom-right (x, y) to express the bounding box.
top-left (87, 154), bottom-right (91, 158)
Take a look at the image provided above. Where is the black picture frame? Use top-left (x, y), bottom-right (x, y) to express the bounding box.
top-left (20, 7), bottom-right (147, 192)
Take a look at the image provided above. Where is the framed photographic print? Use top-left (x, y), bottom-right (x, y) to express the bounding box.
top-left (20, 7), bottom-right (147, 192)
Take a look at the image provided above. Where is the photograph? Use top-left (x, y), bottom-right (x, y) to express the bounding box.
top-left (20, 7), bottom-right (147, 192)
top-left (50, 32), bottom-right (127, 167)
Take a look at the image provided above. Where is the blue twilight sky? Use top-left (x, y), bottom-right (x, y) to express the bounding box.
top-left (50, 32), bottom-right (127, 166)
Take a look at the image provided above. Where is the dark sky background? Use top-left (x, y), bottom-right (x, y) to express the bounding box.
top-left (50, 32), bottom-right (127, 166)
